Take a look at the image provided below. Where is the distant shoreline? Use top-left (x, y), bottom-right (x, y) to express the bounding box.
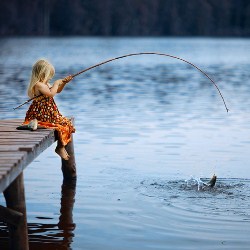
top-left (1, 0), bottom-right (250, 37)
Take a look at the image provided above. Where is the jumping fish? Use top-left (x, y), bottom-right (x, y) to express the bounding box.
top-left (207, 174), bottom-right (217, 187)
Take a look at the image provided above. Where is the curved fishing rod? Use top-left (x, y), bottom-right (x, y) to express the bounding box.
top-left (13, 52), bottom-right (229, 112)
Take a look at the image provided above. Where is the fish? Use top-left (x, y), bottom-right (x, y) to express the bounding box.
top-left (207, 174), bottom-right (217, 187)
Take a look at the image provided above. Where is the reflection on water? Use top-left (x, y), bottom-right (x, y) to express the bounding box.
top-left (0, 179), bottom-right (76, 249)
top-left (1, 38), bottom-right (250, 249)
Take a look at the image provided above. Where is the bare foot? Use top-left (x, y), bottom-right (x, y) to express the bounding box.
top-left (55, 146), bottom-right (70, 160)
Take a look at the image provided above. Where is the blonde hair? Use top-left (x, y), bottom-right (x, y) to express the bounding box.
top-left (27, 59), bottom-right (55, 98)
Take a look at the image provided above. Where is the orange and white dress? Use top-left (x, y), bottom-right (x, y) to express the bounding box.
top-left (24, 95), bottom-right (75, 146)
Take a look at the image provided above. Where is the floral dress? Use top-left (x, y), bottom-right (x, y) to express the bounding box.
top-left (24, 95), bottom-right (75, 146)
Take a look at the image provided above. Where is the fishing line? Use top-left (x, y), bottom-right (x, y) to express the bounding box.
top-left (13, 52), bottom-right (229, 112)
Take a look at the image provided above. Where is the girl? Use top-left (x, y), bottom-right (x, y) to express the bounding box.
top-left (23, 59), bottom-right (75, 160)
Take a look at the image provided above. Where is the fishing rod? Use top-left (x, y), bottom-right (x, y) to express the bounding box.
top-left (13, 52), bottom-right (229, 112)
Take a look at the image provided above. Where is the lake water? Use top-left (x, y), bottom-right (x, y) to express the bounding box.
top-left (0, 37), bottom-right (250, 249)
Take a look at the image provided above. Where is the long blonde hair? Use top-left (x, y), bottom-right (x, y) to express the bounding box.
top-left (27, 59), bottom-right (55, 98)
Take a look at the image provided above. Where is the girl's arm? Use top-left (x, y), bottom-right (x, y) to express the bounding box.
top-left (35, 80), bottom-right (61, 97)
top-left (57, 75), bottom-right (73, 93)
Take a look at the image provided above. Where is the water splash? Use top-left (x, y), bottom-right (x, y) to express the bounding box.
top-left (138, 177), bottom-right (250, 221)
top-left (185, 176), bottom-right (213, 191)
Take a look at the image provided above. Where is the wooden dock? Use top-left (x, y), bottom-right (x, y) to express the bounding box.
top-left (0, 119), bottom-right (76, 250)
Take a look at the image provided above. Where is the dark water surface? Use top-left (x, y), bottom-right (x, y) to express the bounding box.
top-left (0, 38), bottom-right (250, 249)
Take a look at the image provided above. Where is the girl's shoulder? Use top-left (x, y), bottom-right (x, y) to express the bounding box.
top-left (33, 81), bottom-right (43, 92)
top-left (34, 81), bottom-right (44, 88)
top-left (34, 81), bottom-right (50, 95)
top-left (35, 81), bottom-right (51, 89)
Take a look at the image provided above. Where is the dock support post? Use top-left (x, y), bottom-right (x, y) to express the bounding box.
top-left (3, 172), bottom-right (29, 250)
top-left (58, 178), bottom-right (76, 247)
top-left (61, 135), bottom-right (76, 180)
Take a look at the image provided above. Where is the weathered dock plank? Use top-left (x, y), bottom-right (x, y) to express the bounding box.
top-left (0, 118), bottom-right (76, 250)
top-left (0, 119), bottom-right (56, 193)
top-left (0, 119), bottom-right (57, 250)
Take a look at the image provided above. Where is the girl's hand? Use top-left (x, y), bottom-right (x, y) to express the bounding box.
top-left (62, 75), bottom-right (73, 84)
top-left (54, 79), bottom-right (63, 86)
top-left (56, 76), bottom-right (73, 93)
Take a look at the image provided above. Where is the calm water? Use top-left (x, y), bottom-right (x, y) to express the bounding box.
top-left (0, 37), bottom-right (250, 249)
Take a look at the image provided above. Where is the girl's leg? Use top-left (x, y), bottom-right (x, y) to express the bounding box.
top-left (55, 140), bottom-right (70, 160)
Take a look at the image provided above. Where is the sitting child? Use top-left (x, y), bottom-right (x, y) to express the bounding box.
top-left (23, 59), bottom-right (75, 160)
